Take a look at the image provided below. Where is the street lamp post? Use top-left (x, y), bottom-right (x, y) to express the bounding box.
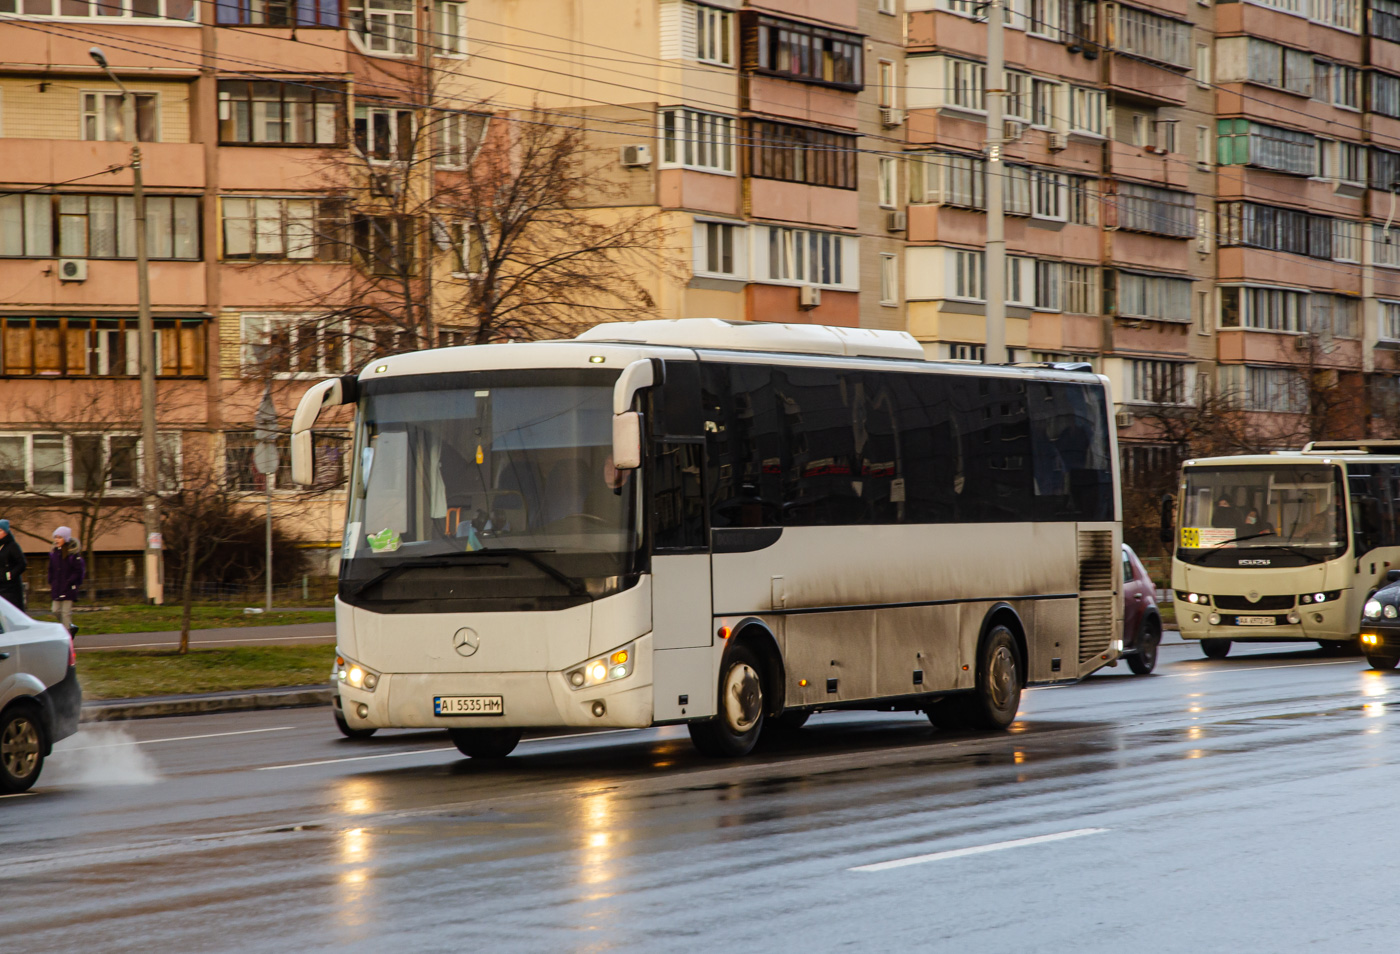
top-left (90, 46), bottom-right (163, 604)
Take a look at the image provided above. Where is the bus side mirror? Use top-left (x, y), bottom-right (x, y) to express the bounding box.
top-left (1159, 493), bottom-right (1175, 546)
top-left (291, 374), bottom-right (358, 487)
top-left (290, 430), bottom-right (315, 487)
top-left (613, 411), bottom-right (642, 471)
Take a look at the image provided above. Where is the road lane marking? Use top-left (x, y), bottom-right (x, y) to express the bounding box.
top-left (257, 747), bottom-right (457, 770)
top-left (850, 828), bottom-right (1108, 872)
top-left (62, 727), bottom-right (294, 751)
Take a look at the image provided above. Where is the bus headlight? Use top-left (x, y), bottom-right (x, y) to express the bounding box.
top-left (335, 655), bottom-right (380, 692)
top-left (567, 644), bottom-right (635, 690)
top-left (1366, 600), bottom-right (1384, 619)
top-left (1176, 592), bottom-right (1208, 605)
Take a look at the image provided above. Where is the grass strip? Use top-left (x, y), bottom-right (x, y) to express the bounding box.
top-left (48, 604), bottom-right (334, 636)
top-left (77, 646), bottom-right (335, 700)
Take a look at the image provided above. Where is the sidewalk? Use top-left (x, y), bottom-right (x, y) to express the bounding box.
top-left (77, 621), bottom-right (337, 652)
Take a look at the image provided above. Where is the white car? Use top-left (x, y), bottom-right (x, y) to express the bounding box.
top-left (0, 599), bottom-right (81, 793)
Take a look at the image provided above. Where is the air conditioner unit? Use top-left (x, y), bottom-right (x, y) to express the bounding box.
top-left (1003, 119), bottom-right (1026, 142)
top-left (1115, 411), bottom-right (1135, 428)
top-left (885, 209), bottom-right (907, 232)
top-left (798, 285), bottom-right (822, 309)
top-left (58, 258), bottom-right (87, 282)
top-left (619, 144), bottom-right (652, 168)
top-left (1048, 132), bottom-right (1069, 151)
top-left (880, 107), bottom-right (905, 128)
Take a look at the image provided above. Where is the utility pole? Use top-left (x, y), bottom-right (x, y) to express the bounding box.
top-left (984, 0), bottom-right (1008, 365)
top-left (253, 380), bottom-right (279, 612)
top-left (91, 46), bottom-right (163, 603)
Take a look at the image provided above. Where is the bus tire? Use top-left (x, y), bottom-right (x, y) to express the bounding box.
top-left (965, 625), bottom-right (1023, 730)
top-left (449, 727), bottom-right (522, 759)
top-left (334, 710), bottom-right (378, 740)
top-left (1127, 617), bottom-right (1161, 676)
top-left (1201, 639), bottom-right (1231, 659)
top-left (689, 645), bottom-right (765, 758)
top-left (0, 703), bottom-right (46, 794)
top-left (1366, 654), bottom-right (1400, 671)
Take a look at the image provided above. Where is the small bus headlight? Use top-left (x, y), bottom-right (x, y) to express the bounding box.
top-left (1365, 600), bottom-right (1383, 619)
top-left (567, 643), bottom-right (636, 690)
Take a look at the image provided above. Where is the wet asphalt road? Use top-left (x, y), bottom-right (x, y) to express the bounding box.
top-left (5, 639), bottom-right (1400, 953)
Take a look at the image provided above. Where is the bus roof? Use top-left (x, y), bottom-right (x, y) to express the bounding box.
top-left (1186, 450), bottom-right (1400, 468)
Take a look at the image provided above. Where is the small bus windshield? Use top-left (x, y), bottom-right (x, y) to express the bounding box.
top-left (1178, 464), bottom-right (1345, 563)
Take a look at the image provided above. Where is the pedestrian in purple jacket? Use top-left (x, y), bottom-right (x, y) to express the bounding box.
top-left (48, 526), bottom-right (84, 636)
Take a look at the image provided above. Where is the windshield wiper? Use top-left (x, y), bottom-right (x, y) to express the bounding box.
top-left (349, 554), bottom-right (510, 597)
top-left (462, 547), bottom-right (586, 596)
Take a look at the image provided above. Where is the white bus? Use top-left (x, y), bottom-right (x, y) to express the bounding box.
top-left (1171, 441), bottom-right (1400, 659)
top-left (292, 319), bottom-right (1122, 759)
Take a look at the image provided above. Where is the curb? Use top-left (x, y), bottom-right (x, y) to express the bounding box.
top-left (81, 684), bottom-right (334, 722)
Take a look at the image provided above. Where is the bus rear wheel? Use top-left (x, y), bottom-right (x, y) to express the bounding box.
top-left (928, 625), bottom-right (1023, 731)
top-left (1201, 639), bottom-right (1231, 659)
top-left (1366, 653), bottom-right (1400, 671)
top-left (449, 727), bottom-right (522, 759)
top-left (690, 645), bottom-right (765, 758)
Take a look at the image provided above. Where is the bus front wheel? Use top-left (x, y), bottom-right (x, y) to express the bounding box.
top-left (690, 645), bottom-right (766, 758)
top-left (449, 727), bottom-right (522, 759)
top-left (334, 710), bottom-right (378, 740)
top-left (1201, 639), bottom-right (1231, 659)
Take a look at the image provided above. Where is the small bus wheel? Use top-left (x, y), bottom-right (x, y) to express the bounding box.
top-left (690, 645), bottom-right (765, 758)
top-left (449, 727), bottom-right (522, 759)
top-left (1366, 654), bottom-right (1400, 671)
top-left (334, 710), bottom-right (378, 740)
top-left (1201, 639), bottom-right (1231, 659)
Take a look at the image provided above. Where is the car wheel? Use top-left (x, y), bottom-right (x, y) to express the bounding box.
top-left (1201, 638), bottom-right (1231, 659)
top-left (690, 645), bottom-right (766, 758)
top-left (334, 710), bottom-right (378, 740)
top-left (448, 728), bottom-right (523, 759)
top-left (1127, 618), bottom-right (1161, 675)
top-left (0, 704), bottom-right (46, 794)
top-left (1366, 654), bottom-right (1400, 671)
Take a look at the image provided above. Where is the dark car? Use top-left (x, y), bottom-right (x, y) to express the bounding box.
top-left (1359, 570), bottom-right (1400, 670)
top-left (1122, 544), bottom-right (1163, 675)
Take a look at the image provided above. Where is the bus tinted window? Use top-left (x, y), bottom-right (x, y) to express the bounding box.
top-left (950, 376), bottom-right (1034, 522)
top-left (1028, 382), bottom-right (1114, 522)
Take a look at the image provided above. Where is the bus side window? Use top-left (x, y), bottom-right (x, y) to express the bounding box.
top-left (652, 442), bottom-right (706, 550)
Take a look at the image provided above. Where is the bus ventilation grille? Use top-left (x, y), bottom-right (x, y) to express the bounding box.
top-left (1077, 530), bottom-right (1114, 592)
top-left (1079, 596), bottom-right (1115, 662)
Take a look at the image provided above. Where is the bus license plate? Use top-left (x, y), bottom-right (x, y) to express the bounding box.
top-left (1235, 616), bottom-right (1276, 626)
top-left (434, 695), bottom-right (504, 716)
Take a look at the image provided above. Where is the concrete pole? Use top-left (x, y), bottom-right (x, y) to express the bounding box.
top-left (92, 47), bottom-right (162, 603)
top-left (984, 0), bottom-right (1008, 365)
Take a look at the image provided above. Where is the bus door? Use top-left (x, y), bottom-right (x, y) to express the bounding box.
top-left (649, 438), bottom-right (716, 721)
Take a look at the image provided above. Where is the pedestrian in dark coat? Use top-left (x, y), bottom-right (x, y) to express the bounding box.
top-left (48, 526), bottom-right (85, 635)
top-left (0, 519), bottom-right (28, 611)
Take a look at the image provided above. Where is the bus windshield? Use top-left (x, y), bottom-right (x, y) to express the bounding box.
top-left (340, 369), bottom-right (641, 611)
top-left (1178, 464), bottom-right (1346, 564)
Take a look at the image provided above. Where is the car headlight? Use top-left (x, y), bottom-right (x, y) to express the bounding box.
top-left (335, 654), bottom-right (380, 692)
top-left (1365, 599), bottom-right (1383, 619)
top-left (567, 643), bottom-right (635, 690)
top-left (1387, 605), bottom-right (1399, 620)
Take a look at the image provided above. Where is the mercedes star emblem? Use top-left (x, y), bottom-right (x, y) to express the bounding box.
top-left (453, 627), bottom-right (481, 657)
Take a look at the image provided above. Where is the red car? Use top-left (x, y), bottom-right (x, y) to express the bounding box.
top-left (1122, 544), bottom-right (1163, 675)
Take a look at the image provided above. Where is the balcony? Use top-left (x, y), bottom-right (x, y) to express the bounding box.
top-left (0, 139), bottom-right (204, 189)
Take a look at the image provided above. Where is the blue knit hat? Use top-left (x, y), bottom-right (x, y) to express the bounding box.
top-left (0, 519), bottom-right (9, 533)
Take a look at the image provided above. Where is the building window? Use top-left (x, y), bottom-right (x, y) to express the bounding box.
top-left (694, 221), bottom-right (742, 278)
top-left (763, 227), bottom-right (851, 288)
top-left (953, 249), bottom-right (984, 300)
top-left (1218, 365), bottom-right (1308, 414)
top-left (660, 109), bottom-right (735, 173)
top-left (696, 4), bottom-right (734, 66)
top-left (1028, 0), bottom-right (1062, 37)
top-left (1195, 125), bottom-right (1211, 168)
top-left (82, 92), bottom-right (158, 142)
top-left (221, 197), bottom-right (346, 262)
top-left (0, 195), bottom-right (54, 257)
top-left (1064, 264), bottom-right (1099, 315)
top-left (1196, 209), bottom-right (1212, 254)
top-left (1218, 201), bottom-right (1341, 260)
top-left (911, 152), bottom-right (983, 207)
top-left (745, 14), bottom-right (863, 89)
top-left (1372, 148), bottom-right (1400, 191)
top-left (1322, 141), bottom-right (1367, 185)
top-left (1031, 170), bottom-right (1066, 221)
top-left (1031, 78), bottom-right (1059, 126)
top-left (945, 58), bottom-right (986, 111)
top-left (878, 60), bottom-right (896, 108)
top-left (879, 0), bottom-right (896, 13)
top-left (433, 0), bottom-right (466, 56)
top-left (17, 0), bottom-right (197, 19)
top-left (1005, 72), bottom-right (1030, 122)
top-left (878, 157), bottom-right (897, 208)
top-left (218, 81), bottom-right (342, 146)
top-left (1309, 294), bottom-right (1360, 337)
top-left (1218, 286), bottom-right (1309, 332)
top-left (0, 432), bottom-right (175, 496)
top-left (1196, 43), bottom-right (1211, 88)
top-left (1034, 260), bottom-right (1062, 311)
top-left (1314, 60), bottom-right (1361, 109)
top-left (240, 314), bottom-right (348, 377)
top-left (880, 253), bottom-right (898, 306)
top-left (1312, 0), bottom-right (1360, 31)
top-left (1375, 0), bottom-right (1400, 42)
top-left (1375, 225), bottom-right (1400, 268)
top-left (2, 317), bottom-right (205, 377)
top-left (1068, 176), bottom-right (1097, 225)
top-left (216, 0), bottom-right (338, 26)
top-left (349, 0), bottom-right (416, 55)
top-left (1332, 219), bottom-right (1360, 262)
top-left (1243, 39), bottom-right (1314, 96)
top-left (1197, 290), bottom-right (1211, 335)
top-left (351, 216), bottom-right (415, 276)
top-left (1112, 5), bottom-right (1192, 69)
top-left (1069, 86), bottom-right (1106, 136)
top-left (1116, 272), bottom-right (1192, 322)
top-left (50, 195), bottom-right (199, 260)
top-left (747, 120), bottom-right (857, 190)
top-left (1216, 119), bottom-right (1315, 176)
top-left (353, 106), bottom-right (415, 161)
top-left (1111, 183), bottom-right (1194, 237)
top-left (1381, 301), bottom-right (1400, 340)
top-left (1373, 72), bottom-right (1400, 118)
top-left (1129, 359), bottom-right (1192, 405)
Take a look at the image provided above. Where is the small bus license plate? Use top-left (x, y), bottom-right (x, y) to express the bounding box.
top-left (434, 695), bottom-right (504, 716)
top-left (1236, 616), bottom-right (1276, 626)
